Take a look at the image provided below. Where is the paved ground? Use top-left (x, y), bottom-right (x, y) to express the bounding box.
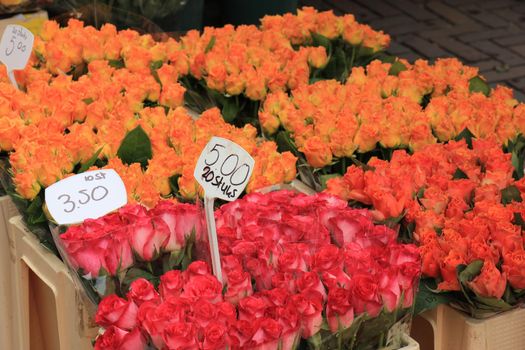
top-left (300, 0), bottom-right (525, 100)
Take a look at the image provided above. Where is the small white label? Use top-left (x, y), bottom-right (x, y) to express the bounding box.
top-left (0, 24), bottom-right (34, 71)
top-left (45, 170), bottom-right (127, 225)
top-left (194, 137), bottom-right (255, 201)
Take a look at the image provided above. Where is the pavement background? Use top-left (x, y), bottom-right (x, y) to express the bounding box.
top-left (300, 0), bottom-right (525, 100)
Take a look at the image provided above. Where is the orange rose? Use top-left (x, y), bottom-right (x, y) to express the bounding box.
top-left (438, 250), bottom-right (465, 291)
top-left (301, 136), bottom-right (332, 168)
top-left (468, 260), bottom-right (506, 299)
top-left (502, 250), bottom-right (525, 289)
top-left (420, 240), bottom-right (444, 278)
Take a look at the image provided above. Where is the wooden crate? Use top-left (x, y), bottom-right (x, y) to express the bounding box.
top-left (9, 216), bottom-right (97, 350)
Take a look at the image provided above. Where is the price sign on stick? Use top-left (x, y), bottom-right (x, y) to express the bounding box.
top-left (45, 169), bottom-right (127, 225)
top-left (194, 137), bottom-right (255, 283)
top-left (0, 25), bottom-right (34, 89)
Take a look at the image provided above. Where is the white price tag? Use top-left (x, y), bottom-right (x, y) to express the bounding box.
top-left (0, 24), bottom-right (34, 88)
top-left (45, 169), bottom-right (127, 225)
top-left (194, 136), bottom-right (255, 201)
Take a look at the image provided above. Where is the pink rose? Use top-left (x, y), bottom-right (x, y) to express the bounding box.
top-left (118, 204), bottom-right (148, 223)
top-left (378, 267), bottom-right (402, 312)
top-left (190, 298), bottom-right (217, 329)
top-left (323, 210), bottom-right (374, 247)
top-left (95, 326), bottom-right (146, 350)
top-left (271, 272), bottom-right (297, 293)
top-left (351, 274), bottom-right (382, 317)
top-left (95, 295), bottom-right (138, 330)
top-left (277, 243), bottom-right (311, 273)
top-left (127, 278), bottom-right (159, 306)
top-left (274, 304), bottom-right (301, 350)
top-left (150, 201), bottom-right (203, 252)
top-left (182, 275), bottom-right (223, 303)
top-left (203, 321), bottom-right (229, 350)
top-left (143, 298), bottom-right (193, 348)
top-left (260, 288), bottom-right (291, 309)
top-left (245, 257), bottom-right (274, 291)
top-left (215, 301), bottom-right (237, 326)
top-left (230, 319), bottom-right (256, 348)
top-left (104, 227), bottom-right (134, 275)
top-left (290, 290), bottom-right (324, 338)
top-left (185, 260), bottom-right (211, 278)
top-left (238, 295), bottom-right (268, 321)
top-left (296, 271), bottom-right (327, 301)
top-left (321, 268), bottom-right (352, 291)
top-left (326, 287), bottom-right (354, 332)
top-left (129, 216), bottom-right (169, 261)
top-left (249, 318), bottom-right (283, 350)
top-left (159, 270), bottom-right (185, 300)
top-left (224, 267), bottom-right (253, 305)
top-left (162, 322), bottom-right (198, 350)
top-left (312, 245), bottom-right (343, 272)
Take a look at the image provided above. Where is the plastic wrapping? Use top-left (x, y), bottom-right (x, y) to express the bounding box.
top-left (0, 0), bottom-right (50, 15)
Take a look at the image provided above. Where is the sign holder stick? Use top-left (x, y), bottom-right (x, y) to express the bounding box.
top-left (204, 195), bottom-right (223, 284)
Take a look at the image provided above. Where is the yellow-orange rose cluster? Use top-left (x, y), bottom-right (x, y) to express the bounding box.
top-left (260, 58), bottom-right (523, 169)
top-left (1, 19), bottom-right (296, 206)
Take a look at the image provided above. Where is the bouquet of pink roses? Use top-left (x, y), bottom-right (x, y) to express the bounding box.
top-left (93, 191), bottom-right (421, 349)
top-left (53, 200), bottom-right (205, 302)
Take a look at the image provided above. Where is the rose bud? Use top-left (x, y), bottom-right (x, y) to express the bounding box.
top-left (95, 295), bottom-right (139, 330)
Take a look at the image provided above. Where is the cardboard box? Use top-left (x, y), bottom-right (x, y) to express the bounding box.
top-left (412, 304), bottom-right (525, 350)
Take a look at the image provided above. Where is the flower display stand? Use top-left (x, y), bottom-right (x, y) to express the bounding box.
top-left (9, 216), bottom-right (97, 350)
top-left (412, 304), bottom-right (525, 350)
top-left (0, 196), bottom-right (19, 350)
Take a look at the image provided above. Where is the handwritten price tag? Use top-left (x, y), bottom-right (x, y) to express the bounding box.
top-left (194, 137), bottom-right (255, 201)
top-left (194, 137), bottom-right (255, 283)
top-left (45, 169), bottom-right (127, 225)
top-left (0, 24), bottom-right (34, 88)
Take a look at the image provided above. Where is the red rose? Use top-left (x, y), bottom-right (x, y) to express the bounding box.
top-left (351, 274), bottom-right (382, 317)
top-left (127, 278), bottom-right (159, 306)
top-left (468, 260), bottom-right (507, 299)
top-left (182, 275), bottom-right (223, 303)
top-left (343, 243), bottom-right (373, 274)
top-left (271, 272), bottom-right (297, 293)
top-left (321, 268), bottom-right (352, 291)
top-left (215, 301), bottom-right (237, 326)
top-left (360, 225), bottom-right (397, 249)
top-left (230, 319), bottom-right (256, 348)
top-left (238, 295), bottom-right (268, 321)
top-left (190, 298), bottom-right (217, 329)
top-left (224, 268), bottom-right (253, 305)
top-left (296, 272), bottom-right (327, 301)
top-left (95, 326), bottom-right (126, 350)
top-left (245, 257), bottom-right (274, 291)
top-left (389, 244), bottom-right (420, 266)
top-left (151, 201), bottom-right (203, 252)
top-left (323, 210), bottom-right (375, 248)
top-left (397, 262), bottom-right (421, 308)
top-left (326, 287), bottom-right (354, 332)
top-left (378, 267), bottom-right (402, 312)
top-left (95, 295), bottom-right (138, 330)
top-left (202, 321), bottom-right (229, 350)
top-left (274, 304), bottom-right (301, 349)
top-left (277, 243), bottom-right (310, 273)
top-left (502, 250), bottom-right (525, 289)
top-left (136, 301), bottom-right (157, 329)
top-left (290, 290), bottom-right (323, 338)
top-left (260, 288), bottom-right (291, 309)
top-left (143, 298), bottom-right (192, 348)
top-left (185, 260), bottom-right (211, 278)
top-left (249, 318), bottom-right (283, 349)
top-left (231, 240), bottom-right (259, 258)
top-left (129, 216), bottom-right (169, 261)
top-left (162, 322), bottom-right (198, 350)
top-left (159, 270), bottom-right (185, 300)
top-left (312, 245), bottom-right (343, 273)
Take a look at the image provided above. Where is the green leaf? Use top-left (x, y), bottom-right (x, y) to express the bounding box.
top-left (457, 260), bottom-right (483, 306)
top-left (221, 98), bottom-right (239, 123)
top-left (501, 185), bottom-right (523, 205)
top-left (205, 36), bottom-right (216, 53)
top-left (150, 60), bottom-right (163, 71)
top-left (453, 168), bottom-right (469, 180)
top-left (469, 76), bottom-right (490, 96)
top-left (319, 174), bottom-right (340, 190)
top-left (275, 131), bottom-right (298, 155)
top-left (388, 61), bottom-right (407, 76)
top-left (26, 195), bottom-right (46, 226)
top-left (513, 212), bottom-right (525, 230)
top-left (454, 127), bottom-right (475, 148)
top-left (121, 267), bottom-right (158, 291)
top-left (108, 59), bottom-right (125, 69)
top-left (311, 32), bottom-right (331, 50)
top-left (474, 295), bottom-right (513, 312)
top-left (117, 125), bottom-right (153, 168)
top-left (78, 147), bottom-right (103, 173)
top-left (414, 279), bottom-right (454, 315)
top-left (82, 97), bottom-right (94, 105)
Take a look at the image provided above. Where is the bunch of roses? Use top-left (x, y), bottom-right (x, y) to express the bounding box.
top-left (259, 58), bottom-right (523, 171)
top-left (260, 7), bottom-right (390, 53)
top-left (60, 200), bottom-right (204, 284)
top-left (9, 105), bottom-right (296, 206)
top-left (214, 191), bottom-right (421, 349)
top-left (94, 262), bottom-right (303, 350)
top-left (326, 139), bottom-right (525, 303)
